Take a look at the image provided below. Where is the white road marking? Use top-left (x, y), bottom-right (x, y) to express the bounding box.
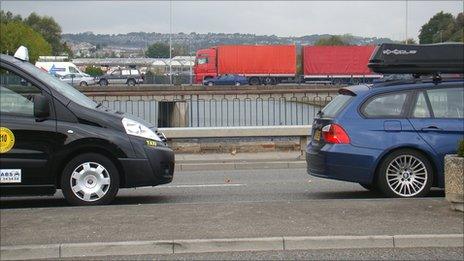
top-left (160, 184), bottom-right (246, 188)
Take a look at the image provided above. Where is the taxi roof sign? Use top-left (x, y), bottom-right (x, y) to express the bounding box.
top-left (14, 46), bottom-right (29, 62)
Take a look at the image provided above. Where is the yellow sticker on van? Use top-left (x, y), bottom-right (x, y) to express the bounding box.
top-left (0, 127), bottom-right (15, 153)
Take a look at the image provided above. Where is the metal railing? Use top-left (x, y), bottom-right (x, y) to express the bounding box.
top-left (84, 85), bottom-right (339, 128)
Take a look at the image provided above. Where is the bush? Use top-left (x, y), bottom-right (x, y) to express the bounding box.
top-left (84, 66), bottom-right (103, 77)
top-left (458, 139), bottom-right (464, 157)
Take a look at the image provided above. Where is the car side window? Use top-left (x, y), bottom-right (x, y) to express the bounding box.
top-left (426, 87), bottom-right (464, 118)
top-left (412, 92), bottom-right (431, 118)
top-left (0, 68), bottom-right (42, 117)
top-left (362, 92), bottom-right (408, 118)
top-left (111, 70), bottom-right (121, 76)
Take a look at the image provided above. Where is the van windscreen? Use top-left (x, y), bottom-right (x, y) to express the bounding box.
top-left (18, 61), bottom-right (97, 109)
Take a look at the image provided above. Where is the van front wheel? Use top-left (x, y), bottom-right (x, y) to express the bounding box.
top-left (61, 153), bottom-right (119, 206)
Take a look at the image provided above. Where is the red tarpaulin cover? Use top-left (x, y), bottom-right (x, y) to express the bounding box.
top-left (217, 45), bottom-right (296, 75)
top-left (303, 46), bottom-right (376, 76)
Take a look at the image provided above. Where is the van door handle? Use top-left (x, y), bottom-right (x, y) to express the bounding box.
top-left (421, 126), bottom-right (443, 131)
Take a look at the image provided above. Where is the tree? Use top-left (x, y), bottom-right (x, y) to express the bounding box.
top-left (314, 35), bottom-right (349, 46)
top-left (0, 21), bottom-right (52, 63)
top-left (24, 12), bottom-right (65, 55)
top-left (446, 12), bottom-right (464, 42)
top-left (0, 10), bottom-right (22, 23)
top-left (419, 11), bottom-right (455, 44)
top-left (401, 38), bottom-right (417, 44)
top-left (84, 66), bottom-right (104, 77)
top-left (145, 43), bottom-right (170, 58)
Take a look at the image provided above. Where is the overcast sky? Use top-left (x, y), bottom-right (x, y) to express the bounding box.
top-left (1, 1), bottom-right (463, 40)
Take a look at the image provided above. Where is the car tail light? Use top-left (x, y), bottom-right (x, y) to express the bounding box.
top-left (322, 124), bottom-right (350, 144)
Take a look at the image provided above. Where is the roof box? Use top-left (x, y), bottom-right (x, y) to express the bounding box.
top-left (368, 43), bottom-right (464, 75)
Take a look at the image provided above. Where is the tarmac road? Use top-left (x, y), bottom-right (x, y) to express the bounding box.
top-left (0, 168), bottom-right (445, 208)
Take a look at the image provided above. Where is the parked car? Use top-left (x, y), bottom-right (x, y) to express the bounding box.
top-left (307, 43), bottom-right (464, 198)
top-left (203, 74), bottom-right (248, 86)
top-left (0, 46), bottom-right (174, 205)
top-left (97, 68), bottom-right (143, 86)
top-left (60, 73), bottom-right (96, 86)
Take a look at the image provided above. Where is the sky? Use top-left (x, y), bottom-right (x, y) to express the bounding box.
top-left (1, 1), bottom-right (463, 41)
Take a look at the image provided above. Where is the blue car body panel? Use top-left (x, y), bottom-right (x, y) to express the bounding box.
top-left (306, 81), bottom-right (464, 188)
top-left (204, 75), bottom-right (248, 85)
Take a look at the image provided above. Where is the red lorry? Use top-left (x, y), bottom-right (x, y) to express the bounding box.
top-left (303, 45), bottom-right (381, 84)
top-left (193, 45), bottom-right (380, 85)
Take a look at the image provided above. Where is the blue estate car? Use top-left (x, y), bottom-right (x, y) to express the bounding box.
top-left (203, 74), bottom-right (249, 86)
top-left (306, 79), bottom-right (464, 198)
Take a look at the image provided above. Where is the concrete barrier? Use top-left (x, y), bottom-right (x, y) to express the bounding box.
top-left (159, 125), bottom-right (311, 155)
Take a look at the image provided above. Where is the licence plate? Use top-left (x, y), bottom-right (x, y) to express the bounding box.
top-left (313, 130), bottom-right (321, 141)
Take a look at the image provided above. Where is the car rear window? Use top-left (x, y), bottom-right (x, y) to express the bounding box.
top-left (321, 94), bottom-right (353, 118)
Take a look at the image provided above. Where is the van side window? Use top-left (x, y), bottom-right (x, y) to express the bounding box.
top-left (362, 92), bottom-right (408, 118)
top-left (68, 66), bottom-right (79, 74)
top-left (0, 68), bottom-right (42, 117)
top-left (427, 87), bottom-right (464, 118)
top-left (413, 92), bottom-right (431, 118)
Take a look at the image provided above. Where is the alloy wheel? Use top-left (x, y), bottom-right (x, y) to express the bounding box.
top-left (385, 155), bottom-right (427, 197)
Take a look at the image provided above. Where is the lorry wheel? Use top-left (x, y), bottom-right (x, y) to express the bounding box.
top-left (127, 79), bottom-right (136, 86)
top-left (79, 81), bottom-right (88, 87)
top-left (99, 79), bottom-right (108, 86)
top-left (61, 153), bottom-right (120, 206)
top-left (376, 149), bottom-right (432, 198)
top-left (249, 77), bottom-right (260, 85)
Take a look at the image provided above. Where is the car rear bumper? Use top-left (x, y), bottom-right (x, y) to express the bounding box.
top-left (306, 144), bottom-right (381, 185)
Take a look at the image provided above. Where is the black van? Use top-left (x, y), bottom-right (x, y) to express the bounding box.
top-left (0, 47), bottom-right (174, 205)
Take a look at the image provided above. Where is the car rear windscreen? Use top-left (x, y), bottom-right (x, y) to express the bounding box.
top-left (321, 94), bottom-right (353, 118)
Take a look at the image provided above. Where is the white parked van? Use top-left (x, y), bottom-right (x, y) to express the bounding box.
top-left (35, 61), bottom-right (84, 77)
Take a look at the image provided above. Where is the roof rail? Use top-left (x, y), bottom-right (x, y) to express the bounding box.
top-left (368, 43), bottom-right (464, 75)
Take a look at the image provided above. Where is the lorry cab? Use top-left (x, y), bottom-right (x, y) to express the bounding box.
top-left (0, 47), bottom-right (175, 205)
top-left (193, 48), bottom-right (217, 84)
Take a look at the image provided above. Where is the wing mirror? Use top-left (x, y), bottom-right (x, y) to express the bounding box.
top-left (33, 95), bottom-right (50, 120)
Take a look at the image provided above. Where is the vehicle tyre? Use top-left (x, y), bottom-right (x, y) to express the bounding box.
top-left (61, 153), bottom-right (120, 206)
top-left (208, 82), bottom-right (214, 86)
top-left (127, 79), bottom-right (136, 86)
top-left (359, 183), bottom-right (377, 191)
top-left (249, 77), bottom-right (260, 85)
top-left (264, 77), bottom-right (275, 85)
top-left (99, 79), bottom-right (108, 86)
top-left (376, 149), bottom-right (433, 198)
top-left (79, 81), bottom-right (88, 87)
top-left (235, 81), bottom-right (241, 86)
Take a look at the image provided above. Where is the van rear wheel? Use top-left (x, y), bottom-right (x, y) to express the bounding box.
top-left (376, 149), bottom-right (432, 198)
top-left (61, 153), bottom-right (119, 206)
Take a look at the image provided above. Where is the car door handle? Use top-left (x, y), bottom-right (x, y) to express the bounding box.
top-left (421, 126), bottom-right (443, 131)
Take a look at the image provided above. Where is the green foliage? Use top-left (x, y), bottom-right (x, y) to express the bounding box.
top-left (401, 38), bottom-right (417, 44)
top-left (0, 21), bottom-right (52, 63)
top-left (458, 139), bottom-right (464, 157)
top-left (146, 43), bottom-right (170, 58)
top-left (314, 35), bottom-right (349, 46)
top-left (84, 66), bottom-right (104, 77)
top-left (419, 11), bottom-right (463, 44)
top-left (24, 12), bottom-right (65, 55)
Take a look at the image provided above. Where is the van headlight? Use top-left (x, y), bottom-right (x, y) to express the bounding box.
top-left (122, 118), bottom-right (162, 142)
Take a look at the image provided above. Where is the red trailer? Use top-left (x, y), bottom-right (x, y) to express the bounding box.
top-left (194, 45), bottom-right (296, 85)
top-left (303, 45), bottom-right (381, 84)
